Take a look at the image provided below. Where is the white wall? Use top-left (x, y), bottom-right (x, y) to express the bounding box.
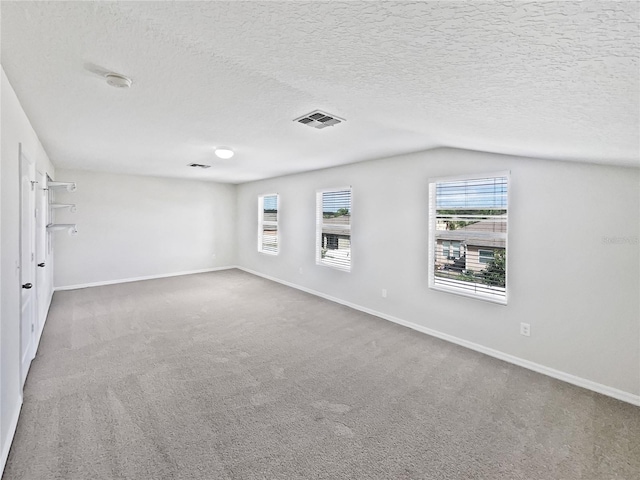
top-left (53, 169), bottom-right (237, 288)
top-left (1, 68), bottom-right (56, 469)
top-left (237, 148), bottom-right (640, 399)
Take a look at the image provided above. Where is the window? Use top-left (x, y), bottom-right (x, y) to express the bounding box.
top-left (478, 249), bottom-right (494, 264)
top-left (442, 240), bottom-right (461, 260)
top-left (316, 188), bottom-right (351, 271)
top-left (258, 194), bottom-right (278, 254)
top-left (429, 173), bottom-right (508, 304)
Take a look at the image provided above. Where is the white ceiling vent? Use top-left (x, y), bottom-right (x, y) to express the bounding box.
top-left (294, 110), bottom-right (345, 129)
top-left (188, 163), bottom-right (211, 169)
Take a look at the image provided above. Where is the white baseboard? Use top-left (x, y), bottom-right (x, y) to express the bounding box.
top-left (237, 266), bottom-right (640, 407)
top-left (54, 266), bottom-right (236, 291)
top-left (1, 396), bottom-right (23, 476)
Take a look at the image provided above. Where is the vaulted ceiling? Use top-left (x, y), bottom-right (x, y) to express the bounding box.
top-left (1, 1), bottom-right (638, 183)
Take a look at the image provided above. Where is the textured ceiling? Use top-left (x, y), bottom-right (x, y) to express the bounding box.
top-left (1, 1), bottom-right (638, 183)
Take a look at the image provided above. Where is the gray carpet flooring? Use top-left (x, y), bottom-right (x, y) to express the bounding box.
top-left (3, 269), bottom-right (639, 480)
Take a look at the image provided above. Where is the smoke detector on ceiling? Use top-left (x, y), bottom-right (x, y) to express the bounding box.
top-left (294, 110), bottom-right (345, 129)
top-left (105, 73), bottom-right (132, 89)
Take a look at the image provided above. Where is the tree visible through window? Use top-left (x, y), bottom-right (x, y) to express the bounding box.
top-left (429, 174), bottom-right (509, 303)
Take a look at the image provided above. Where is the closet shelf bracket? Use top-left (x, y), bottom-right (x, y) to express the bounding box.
top-left (46, 224), bottom-right (78, 236)
top-left (47, 181), bottom-right (77, 192)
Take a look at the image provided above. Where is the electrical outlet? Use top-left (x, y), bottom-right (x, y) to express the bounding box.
top-left (520, 323), bottom-right (531, 337)
top-left (382, 289), bottom-right (387, 298)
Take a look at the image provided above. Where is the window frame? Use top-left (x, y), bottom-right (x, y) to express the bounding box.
top-left (428, 171), bottom-right (510, 305)
top-left (478, 249), bottom-right (495, 264)
top-left (451, 241), bottom-right (461, 260)
top-left (316, 187), bottom-right (352, 272)
top-left (258, 193), bottom-right (279, 255)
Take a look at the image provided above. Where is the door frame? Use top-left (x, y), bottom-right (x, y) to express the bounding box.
top-left (35, 169), bottom-right (50, 342)
top-left (19, 143), bottom-right (37, 387)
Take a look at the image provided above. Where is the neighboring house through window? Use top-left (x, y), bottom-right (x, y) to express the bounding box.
top-left (258, 194), bottom-right (278, 254)
top-left (316, 188), bottom-right (351, 271)
top-left (429, 173), bottom-right (509, 304)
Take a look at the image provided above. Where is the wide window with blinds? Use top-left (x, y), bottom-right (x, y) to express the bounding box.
top-left (428, 173), bottom-right (509, 304)
top-left (258, 194), bottom-right (278, 254)
top-left (316, 188), bottom-right (351, 271)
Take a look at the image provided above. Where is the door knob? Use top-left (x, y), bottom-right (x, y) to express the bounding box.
top-left (22, 283), bottom-right (33, 289)
top-left (37, 263), bottom-right (45, 267)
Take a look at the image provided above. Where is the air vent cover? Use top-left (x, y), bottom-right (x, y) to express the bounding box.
top-left (188, 163), bottom-right (211, 169)
top-left (294, 110), bottom-right (345, 129)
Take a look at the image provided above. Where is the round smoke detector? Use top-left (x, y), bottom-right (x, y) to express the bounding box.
top-left (105, 73), bottom-right (132, 89)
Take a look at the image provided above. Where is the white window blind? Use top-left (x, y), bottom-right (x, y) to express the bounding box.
top-left (316, 188), bottom-right (351, 271)
top-left (258, 194), bottom-right (278, 254)
top-left (429, 174), bottom-right (508, 304)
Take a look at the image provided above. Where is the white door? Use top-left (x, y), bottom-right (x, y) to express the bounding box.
top-left (19, 145), bottom-right (37, 386)
top-left (35, 170), bottom-right (50, 340)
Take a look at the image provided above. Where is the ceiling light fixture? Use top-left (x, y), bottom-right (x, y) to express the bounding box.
top-left (214, 147), bottom-right (234, 159)
top-left (105, 72), bottom-right (132, 89)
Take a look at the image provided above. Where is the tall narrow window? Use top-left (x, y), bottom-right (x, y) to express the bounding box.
top-left (429, 173), bottom-right (509, 304)
top-left (258, 194), bottom-right (278, 254)
top-left (316, 188), bottom-right (351, 271)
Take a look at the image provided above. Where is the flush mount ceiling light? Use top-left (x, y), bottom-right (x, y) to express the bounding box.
top-left (214, 147), bottom-right (234, 159)
top-left (105, 72), bottom-right (132, 89)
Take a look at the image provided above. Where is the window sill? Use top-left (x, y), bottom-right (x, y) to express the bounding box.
top-left (317, 260), bottom-right (351, 272)
top-left (430, 284), bottom-right (507, 305)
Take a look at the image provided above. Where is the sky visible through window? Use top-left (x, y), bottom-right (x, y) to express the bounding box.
top-left (322, 190), bottom-right (351, 214)
top-left (263, 195), bottom-right (277, 211)
top-left (436, 177), bottom-right (507, 210)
